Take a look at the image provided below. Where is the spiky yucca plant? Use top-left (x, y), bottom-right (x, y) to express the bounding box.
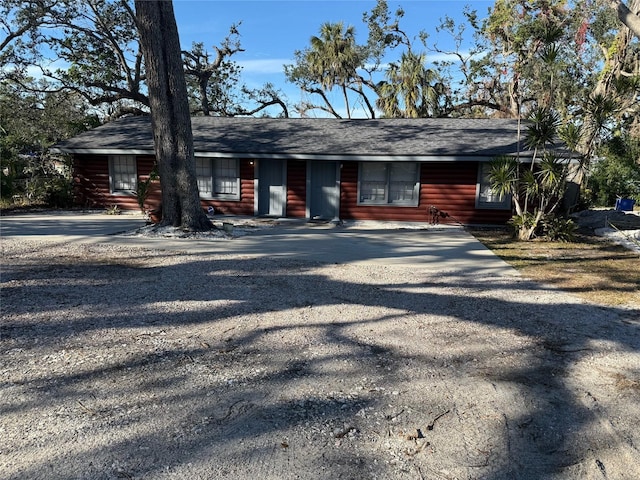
top-left (490, 108), bottom-right (570, 241)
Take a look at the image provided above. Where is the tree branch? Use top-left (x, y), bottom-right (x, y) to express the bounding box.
top-left (606, 0), bottom-right (640, 38)
top-left (298, 87), bottom-right (343, 118)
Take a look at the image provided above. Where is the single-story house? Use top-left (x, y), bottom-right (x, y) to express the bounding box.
top-left (51, 116), bottom-right (569, 225)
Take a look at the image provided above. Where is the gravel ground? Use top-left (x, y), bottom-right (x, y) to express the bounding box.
top-left (1, 234), bottom-right (640, 480)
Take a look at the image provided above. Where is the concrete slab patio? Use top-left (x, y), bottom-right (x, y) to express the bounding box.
top-left (0, 212), bottom-right (517, 276)
top-left (0, 211), bottom-right (146, 238)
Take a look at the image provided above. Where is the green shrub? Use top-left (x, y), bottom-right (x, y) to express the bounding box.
top-left (43, 176), bottom-right (74, 208)
top-left (507, 212), bottom-right (543, 240)
top-left (587, 136), bottom-right (640, 207)
top-left (0, 153), bottom-right (74, 208)
top-left (541, 216), bottom-right (577, 242)
top-left (135, 165), bottom-right (159, 212)
top-left (0, 169), bottom-right (16, 199)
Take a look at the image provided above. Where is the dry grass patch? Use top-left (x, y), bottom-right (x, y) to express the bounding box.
top-left (613, 373), bottom-right (640, 391)
top-left (471, 230), bottom-right (640, 308)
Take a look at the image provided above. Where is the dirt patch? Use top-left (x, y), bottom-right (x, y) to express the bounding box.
top-left (470, 209), bottom-right (640, 309)
top-left (471, 230), bottom-right (640, 308)
top-left (570, 209), bottom-right (640, 233)
top-left (1, 239), bottom-right (640, 479)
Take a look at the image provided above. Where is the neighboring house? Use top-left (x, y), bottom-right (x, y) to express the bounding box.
top-left (50, 116), bottom-right (568, 225)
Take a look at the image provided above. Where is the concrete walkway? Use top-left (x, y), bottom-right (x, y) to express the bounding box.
top-left (0, 212), bottom-right (517, 276)
top-left (0, 211), bottom-right (146, 237)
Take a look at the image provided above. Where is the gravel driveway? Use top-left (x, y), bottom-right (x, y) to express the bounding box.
top-left (1, 218), bottom-right (639, 479)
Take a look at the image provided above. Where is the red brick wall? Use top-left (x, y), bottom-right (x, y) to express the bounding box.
top-left (72, 154), bottom-right (136, 210)
top-left (202, 159), bottom-right (255, 216)
top-left (339, 161), bottom-right (511, 225)
top-left (73, 155), bottom-right (255, 215)
top-left (73, 155), bottom-right (510, 224)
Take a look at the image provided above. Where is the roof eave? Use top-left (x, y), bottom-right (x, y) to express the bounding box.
top-left (49, 147), bottom-right (156, 155)
top-left (52, 149), bottom-right (533, 162)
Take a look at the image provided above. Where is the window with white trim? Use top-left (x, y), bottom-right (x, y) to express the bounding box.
top-left (195, 157), bottom-right (240, 200)
top-left (358, 162), bottom-right (419, 206)
top-left (476, 162), bottom-right (511, 209)
top-left (109, 155), bottom-right (137, 193)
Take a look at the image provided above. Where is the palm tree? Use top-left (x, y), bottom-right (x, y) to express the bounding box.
top-left (307, 22), bottom-right (362, 118)
top-left (376, 50), bottom-right (440, 118)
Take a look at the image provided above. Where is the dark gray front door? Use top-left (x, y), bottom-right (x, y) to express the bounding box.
top-left (309, 161), bottom-right (339, 220)
top-left (258, 160), bottom-right (286, 216)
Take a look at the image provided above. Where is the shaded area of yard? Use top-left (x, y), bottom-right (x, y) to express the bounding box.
top-left (2, 240), bottom-right (640, 479)
top-left (471, 230), bottom-right (640, 308)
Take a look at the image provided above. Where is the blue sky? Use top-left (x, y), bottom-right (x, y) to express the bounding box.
top-left (172, 0), bottom-right (495, 116)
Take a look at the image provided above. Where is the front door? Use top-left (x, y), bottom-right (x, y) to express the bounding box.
top-left (308, 161), bottom-right (339, 220)
top-left (257, 159), bottom-right (286, 217)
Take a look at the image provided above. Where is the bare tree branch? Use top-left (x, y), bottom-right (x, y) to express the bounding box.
top-left (605, 0), bottom-right (640, 38)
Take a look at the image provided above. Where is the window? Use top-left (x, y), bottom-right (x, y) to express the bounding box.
top-left (196, 158), bottom-right (212, 195)
top-left (196, 157), bottom-right (240, 200)
top-left (358, 162), bottom-right (419, 206)
top-left (476, 163), bottom-right (511, 209)
top-left (109, 155), bottom-right (136, 193)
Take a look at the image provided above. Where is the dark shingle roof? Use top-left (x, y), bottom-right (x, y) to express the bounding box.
top-left (51, 116), bottom-right (570, 160)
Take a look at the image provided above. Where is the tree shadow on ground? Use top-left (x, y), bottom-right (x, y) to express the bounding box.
top-left (1, 243), bottom-right (639, 479)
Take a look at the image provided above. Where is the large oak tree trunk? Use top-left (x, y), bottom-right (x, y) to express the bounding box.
top-left (134, 0), bottom-right (211, 231)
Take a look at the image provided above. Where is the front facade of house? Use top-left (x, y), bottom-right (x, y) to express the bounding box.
top-left (53, 116), bottom-right (552, 225)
